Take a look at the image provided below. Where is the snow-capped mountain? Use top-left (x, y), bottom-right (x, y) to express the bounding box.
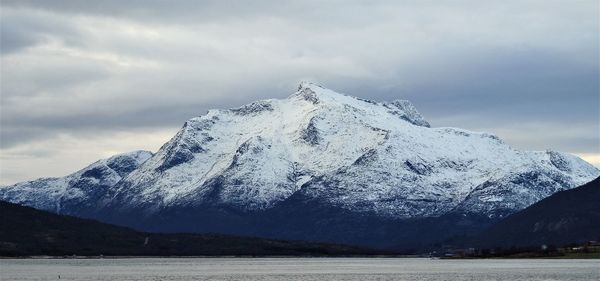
top-left (1, 82), bottom-right (598, 247)
top-left (106, 82), bottom-right (597, 217)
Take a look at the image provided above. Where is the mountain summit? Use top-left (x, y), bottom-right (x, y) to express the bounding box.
top-left (1, 83), bottom-right (598, 247)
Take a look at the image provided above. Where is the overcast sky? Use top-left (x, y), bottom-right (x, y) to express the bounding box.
top-left (1, 0), bottom-right (598, 185)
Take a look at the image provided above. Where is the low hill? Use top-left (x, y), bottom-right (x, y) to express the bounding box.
top-left (0, 201), bottom-right (386, 257)
top-left (470, 177), bottom-right (600, 248)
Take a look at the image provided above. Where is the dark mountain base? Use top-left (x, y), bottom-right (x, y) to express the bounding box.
top-left (0, 201), bottom-right (389, 257)
top-left (95, 195), bottom-right (499, 251)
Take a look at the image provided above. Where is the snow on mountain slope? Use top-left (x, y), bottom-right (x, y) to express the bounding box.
top-left (453, 151), bottom-right (599, 217)
top-left (98, 82), bottom-right (599, 219)
top-left (0, 150), bottom-right (152, 214)
top-left (1, 83), bottom-right (597, 223)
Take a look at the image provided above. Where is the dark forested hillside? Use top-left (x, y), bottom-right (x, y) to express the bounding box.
top-left (0, 201), bottom-right (386, 257)
top-left (469, 177), bottom-right (600, 248)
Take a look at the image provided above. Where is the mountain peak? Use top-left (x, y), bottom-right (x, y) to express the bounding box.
top-left (297, 81), bottom-right (324, 91)
top-left (291, 81), bottom-right (340, 105)
top-left (384, 100), bottom-right (431, 127)
top-left (292, 82), bottom-right (430, 127)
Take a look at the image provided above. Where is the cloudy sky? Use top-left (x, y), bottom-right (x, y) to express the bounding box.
top-left (1, 0), bottom-right (598, 185)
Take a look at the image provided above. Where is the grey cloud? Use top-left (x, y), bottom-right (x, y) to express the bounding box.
top-left (0, 0), bottom-right (598, 184)
top-left (1, 0), bottom-right (385, 25)
top-left (0, 23), bottom-right (40, 54)
top-left (348, 48), bottom-right (599, 121)
top-left (0, 7), bottom-right (83, 54)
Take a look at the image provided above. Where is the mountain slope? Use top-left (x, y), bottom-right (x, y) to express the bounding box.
top-left (1, 82), bottom-right (598, 248)
top-left (469, 176), bottom-right (600, 248)
top-left (0, 201), bottom-right (385, 256)
top-left (0, 151), bottom-right (152, 217)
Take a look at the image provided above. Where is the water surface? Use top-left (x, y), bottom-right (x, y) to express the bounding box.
top-left (1, 258), bottom-right (599, 280)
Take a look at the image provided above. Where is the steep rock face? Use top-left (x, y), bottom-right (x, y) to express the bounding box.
top-left (0, 151), bottom-right (152, 215)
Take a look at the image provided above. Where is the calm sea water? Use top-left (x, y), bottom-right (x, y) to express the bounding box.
top-left (1, 258), bottom-right (599, 281)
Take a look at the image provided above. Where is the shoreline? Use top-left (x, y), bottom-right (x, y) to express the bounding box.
top-left (0, 254), bottom-right (422, 259)
top-left (3, 255), bottom-right (599, 260)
